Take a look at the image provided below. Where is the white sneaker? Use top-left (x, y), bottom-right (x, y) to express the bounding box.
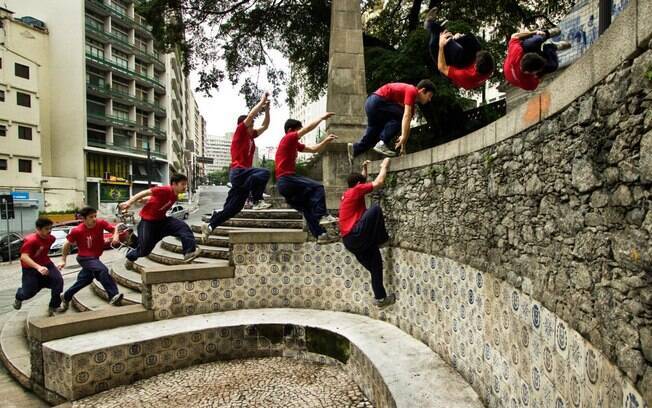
top-left (347, 143), bottom-right (354, 167)
top-left (226, 182), bottom-right (232, 188)
top-left (109, 293), bottom-right (124, 306)
top-left (59, 294), bottom-right (69, 312)
top-left (252, 200), bottom-right (272, 210)
top-left (317, 233), bottom-right (338, 244)
top-left (553, 40), bottom-right (571, 51)
top-left (373, 141), bottom-right (397, 157)
top-left (184, 247), bottom-right (202, 263)
top-left (547, 27), bottom-right (561, 38)
top-left (320, 214), bottom-right (338, 224)
top-left (262, 192), bottom-right (271, 199)
top-left (201, 222), bottom-right (213, 242)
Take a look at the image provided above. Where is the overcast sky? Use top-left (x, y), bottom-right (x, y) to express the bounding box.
top-left (189, 54), bottom-right (290, 158)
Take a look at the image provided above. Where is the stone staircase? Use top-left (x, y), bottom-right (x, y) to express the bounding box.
top-left (0, 208), bottom-right (306, 403)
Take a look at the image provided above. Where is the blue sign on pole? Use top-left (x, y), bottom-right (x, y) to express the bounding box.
top-left (11, 191), bottom-right (29, 200)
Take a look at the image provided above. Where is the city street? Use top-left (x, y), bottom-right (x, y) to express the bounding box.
top-left (0, 185), bottom-right (226, 407)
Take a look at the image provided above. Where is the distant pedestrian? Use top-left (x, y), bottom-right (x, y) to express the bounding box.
top-left (340, 158), bottom-right (395, 308)
top-left (13, 217), bottom-right (64, 316)
top-left (119, 173), bottom-right (200, 270)
top-left (58, 207), bottom-right (123, 310)
top-left (425, 8), bottom-right (495, 90)
top-left (503, 28), bottom-right (571, 91)
top-left (201, 93), bottom-right (273, 242)
top-left (275, 113), bottom-right (339, 242)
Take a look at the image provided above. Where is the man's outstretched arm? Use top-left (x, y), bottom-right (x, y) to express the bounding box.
top-left (244, 93), bottom-right (269, 129)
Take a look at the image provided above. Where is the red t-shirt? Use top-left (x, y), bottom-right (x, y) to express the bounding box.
top-left (67, 219), bottom-right (114, 258)
top-left (230, 122), bottom-right (258, 169)
top-left (275, 131), bottom-right (306, 178)
top-left (503, 38), bottom-right (540, 91)
top-left (448, 65), bottom-right (491, 90)
top-left (374, 83), bottom-right (418, 106)
top-left (339, 182), bottom-right (374, 237)
top-left (20, 233), bottom-right (55, 268)
top-left (139, 185), bottom-right (178, 221)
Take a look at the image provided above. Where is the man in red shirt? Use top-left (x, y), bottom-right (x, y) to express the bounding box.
top-left (503, 28), bottom-right (570, 91)
top-left (425, 9), bottom-right (494, 90)
top-left (340, 158), bottom-right (395, 308)
top-left (13, 217), bottom-right (64, 316)
top-left (201, 93), bottom-right (272, 241)
top-left (347, 81), bottom-right (435, 161)
top-left (58, 207), bottom-right (123, 309)
top-left (275, 113), bottom-right (338, 242)
top-left (119, 173), bottom-right (200, 270)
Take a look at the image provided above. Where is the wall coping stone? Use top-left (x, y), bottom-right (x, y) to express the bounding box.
top-left (44, 308), bottom-right (482, 408)
top-left (369, 0), bottom-right (650, 174)
top-left (28, 305), bottom-right (153, 342)
top-left (141, 261), bottom-right (235, 284)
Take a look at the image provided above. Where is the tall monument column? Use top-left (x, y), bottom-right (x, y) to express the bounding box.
top-left (323, 0), bottom-right (367, 209)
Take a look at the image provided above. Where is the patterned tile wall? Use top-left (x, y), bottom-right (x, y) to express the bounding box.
top-left (141, 242), bottom-right (647, 408)
top-left (42, 321), bottom-right (394, 406)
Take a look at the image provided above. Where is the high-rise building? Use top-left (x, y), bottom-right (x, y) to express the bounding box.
top-left (288, 88), bottom-right (327, 161)
top-left (204, 133), bottom-right (232, 174)
top-left (5, 0), bottom-right (204, 213)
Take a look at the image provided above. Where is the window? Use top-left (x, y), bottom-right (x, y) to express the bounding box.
top-left (110, 0), bottom-right (128, 16)
top-left (113, 130), bottom-right (131, 148)
top-left (0, 125), bottom-right (6, 136)
top-left (111, 24), bottom-right (129, 43)
top-left (85, 39), bottom-right (105, 59)
top-left (0, 90), bottom-right (4, 102)
top-left (87, 99), bottom-right (106, 116)
top-left (112, 49), bottom-right (129, 69)
top-left (135, 36), bottom-right (148, 52)
top-left (86, 68), bottom-right (106, 88)
top-left (87, 127), bottom-right (106, 145)
top-left (134, 60), bottom-right (148, 76)
top-left (15, 63), bottom-right (30, 79)
top-left (112, 78), bottom-right (130, 95)
top-left (113, 103), bottom-right (130, 121)
top-left (85, 13), bottom-right (104, 31)
top-left (18, 159), bottom-right (32, 173)
top-left (136, 110), bottom-right (148, 126)
top-left (136, 85), bottom-right (149, 102)
top-left (136, 135), bottom-right (148, 149)
top-left (18, 126), bottom-right (32, 140)
top-left (16, 92), bottom-right (31, 107)
top-left (0, 159), bottom-right (6, 170)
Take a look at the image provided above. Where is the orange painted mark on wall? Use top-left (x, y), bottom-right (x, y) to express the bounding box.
top-left (523, 94), bottom-right (542, 125)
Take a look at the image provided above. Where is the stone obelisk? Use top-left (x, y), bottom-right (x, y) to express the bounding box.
top-left (322, 0), bottom-right (368, 209)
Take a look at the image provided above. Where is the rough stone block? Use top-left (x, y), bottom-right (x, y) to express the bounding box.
top-left (332, 10), bottom-right (362, 31)
top-left (497, 95), bottom-right (541, 142)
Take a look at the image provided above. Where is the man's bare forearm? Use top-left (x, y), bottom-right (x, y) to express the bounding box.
top-left (20, 253), bottom-right (41, 269)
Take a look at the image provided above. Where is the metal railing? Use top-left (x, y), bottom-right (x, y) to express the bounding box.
top-left (85, 53), bottom-right (164, 89)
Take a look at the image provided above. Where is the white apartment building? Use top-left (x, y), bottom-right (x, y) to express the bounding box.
top-left (204, 133), bottom-right (232, 173)
top-left (6, 0), bottom-right (203, 212)
top-left (288, 89), bottom-right (327, 161)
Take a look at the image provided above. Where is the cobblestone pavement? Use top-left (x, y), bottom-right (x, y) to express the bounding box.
top-left (73, 357), bottom-right (373, 408)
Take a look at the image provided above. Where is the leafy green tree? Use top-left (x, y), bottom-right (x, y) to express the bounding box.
top-left (206, 169), bottom-right (230, 185)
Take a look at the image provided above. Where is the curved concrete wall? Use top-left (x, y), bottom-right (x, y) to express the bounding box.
top-left (142, 241), bottom-right (646, 407)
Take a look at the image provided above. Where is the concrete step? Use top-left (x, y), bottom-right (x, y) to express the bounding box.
top-left (190, 224), bottom-right (304, 237)
top-left (220, 217), bottom-right (303, 229)
top-left (161, 236), bottom-right (230, 260)
top-left (201, 208), bottom-right (302, 221)
top-left (72, 285), bottom-right (112, 312)
top-left (191, 232), bottom-right (230, 247)
top-left (110, 262), bottom-right (143, 291)
top-left (90, 279), bottom-right (141, 305)
top-left (147, 242), bottom-right (216, 266)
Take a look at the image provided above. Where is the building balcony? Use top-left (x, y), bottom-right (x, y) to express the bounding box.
top-left (85, 0), bottom-right (112, 17)
top-left (88, 112), bottom-right (138, 130)
top-left (87, 139), bottom-right (166, 159)
top-left (85, 53), bottom-right (165, 90)
top-left (85, 22), bottom-right (163, 66)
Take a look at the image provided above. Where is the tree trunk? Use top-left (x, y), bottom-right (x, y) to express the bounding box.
top-left (407, 0), bottom-right (424, 31)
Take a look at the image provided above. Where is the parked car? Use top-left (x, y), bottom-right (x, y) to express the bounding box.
top-left (167, 205), bottom-right (189, 220)
top-left (53, 220), bottom-right (131, 250)
top-left (0, 233), bottom-right (23, 262)
top-left (49, 228), bottom-right (76, 257)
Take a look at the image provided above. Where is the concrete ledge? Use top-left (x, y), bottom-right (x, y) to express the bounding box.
top-left (28, 305), bottom-right (153, 342)
top-left (228, 229), bottom-right (308, 244)
top-left (639, 0), bottom-right (652, 48)
top-left (141, 262), bottom-right (234, 285)
top-left (42, 309), bottom-right (482, 406)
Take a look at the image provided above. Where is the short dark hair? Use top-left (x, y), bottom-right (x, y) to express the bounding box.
top-left (521, 53), bottom-right (546, 73)
top-left (35, 217), bottom-right (53, 229)
top-left (347, 172), bottom-right (367, 188)
top-left (475, 51), bottom-right (495, 75)
top-left (284, 119), bottom-right (302, 133)
top-left (416, 79), bottom-right (436, 94)
top-left (170, 173), bottom-right (188, 184)
top-left (237, 115), bottom-right (247, 124)
top-left (79, 206), bottom-right (97, 218)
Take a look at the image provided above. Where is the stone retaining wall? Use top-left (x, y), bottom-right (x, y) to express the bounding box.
top-left (374, 43), bottom-right (652, 402)
top-left (143, 241), bottom-right (645, 407)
